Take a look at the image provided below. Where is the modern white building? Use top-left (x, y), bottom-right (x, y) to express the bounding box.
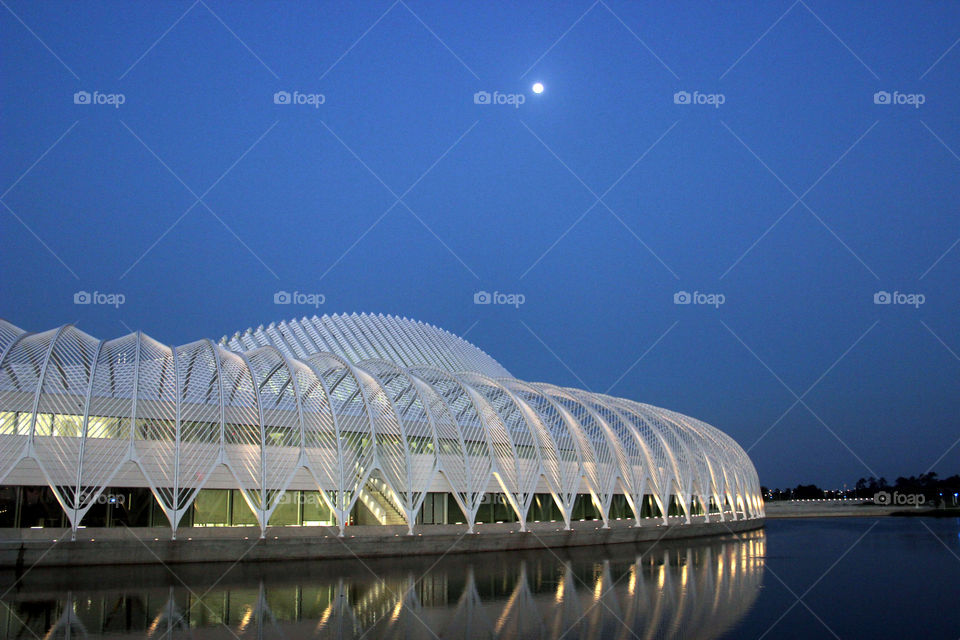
top-left (0, 314), bottom-right (763, 538)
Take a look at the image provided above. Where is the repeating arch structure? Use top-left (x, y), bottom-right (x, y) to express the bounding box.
top-left (0, 314), bottom-right (763, 538)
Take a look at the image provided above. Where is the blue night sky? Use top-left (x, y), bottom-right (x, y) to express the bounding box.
top-left (1, 1), bottom-right (958, 489)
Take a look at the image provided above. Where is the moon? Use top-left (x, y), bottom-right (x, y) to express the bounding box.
top-left (532, 82), bottom-right (544, 94)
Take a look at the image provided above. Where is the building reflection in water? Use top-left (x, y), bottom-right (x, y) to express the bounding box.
top-left (0, 531), bottom-right (765, 639)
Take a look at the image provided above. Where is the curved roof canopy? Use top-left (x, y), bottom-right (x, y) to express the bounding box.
top-left (0, 314), bottom-right (763, 537)
top-left (220, 314), bottom-right (512, 378)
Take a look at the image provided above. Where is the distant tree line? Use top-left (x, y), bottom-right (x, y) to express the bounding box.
top-left (761, 471), bottom-right (960, 506)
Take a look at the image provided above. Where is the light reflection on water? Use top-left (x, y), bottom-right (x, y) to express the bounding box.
top-left (0, 530), bottom-right (765, 639)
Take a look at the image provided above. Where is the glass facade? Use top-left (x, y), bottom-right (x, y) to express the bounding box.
top-left (0, 487), bottom-right (695, 528)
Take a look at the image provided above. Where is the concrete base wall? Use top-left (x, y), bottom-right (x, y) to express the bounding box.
top-left (0, 516), bottom-right (764, 568)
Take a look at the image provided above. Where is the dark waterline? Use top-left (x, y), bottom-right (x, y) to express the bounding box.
top-left (1, 518), bottom-right (957, 639)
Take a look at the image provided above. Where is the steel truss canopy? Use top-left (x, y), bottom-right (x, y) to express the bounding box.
top-left (0, 313), bottom-right (763, 538)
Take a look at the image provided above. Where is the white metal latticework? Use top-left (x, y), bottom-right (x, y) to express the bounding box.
top-left (0, 314), bottom-right (763, 538)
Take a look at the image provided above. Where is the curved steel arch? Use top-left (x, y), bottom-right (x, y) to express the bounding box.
top-left (406, 365), bottom-right (500, 531)
top-left (0, 318), bottom-right (764, 538)
top-left (502, 379), bottom-right (600, 528)
top-left (454, 371), bottom-right (551, 530)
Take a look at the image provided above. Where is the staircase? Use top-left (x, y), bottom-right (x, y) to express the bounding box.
top-left (358, 479), bottom-right (407, 526)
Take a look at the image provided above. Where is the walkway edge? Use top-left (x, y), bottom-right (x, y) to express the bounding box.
top-left (0, 518), bottom-right (765, 568)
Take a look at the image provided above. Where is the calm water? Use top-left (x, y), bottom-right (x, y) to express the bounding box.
top-left (1, 517), bottom-right (958, 639)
